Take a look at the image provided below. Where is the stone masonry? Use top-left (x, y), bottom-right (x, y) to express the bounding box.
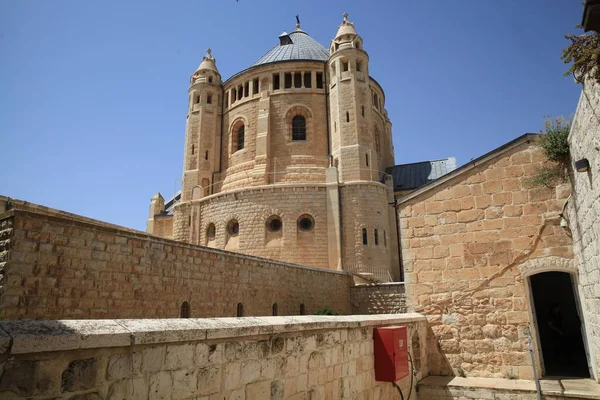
top-left (0, 314), bottom-right (428, 399)
top-left (349, 283), bottom-right (407, 315)
top-left (565, 76), bottom-right (600, 378)
top-left (398, 135), bottom-right (574, 379)
top-left (0, 205), bottom-right (351, 320)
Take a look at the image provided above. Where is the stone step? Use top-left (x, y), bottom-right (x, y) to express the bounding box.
top-left (418, 376), bottom-right (600, 400)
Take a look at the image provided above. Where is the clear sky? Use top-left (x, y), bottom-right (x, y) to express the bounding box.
top-left (0, 1), bottom-right (584, 230)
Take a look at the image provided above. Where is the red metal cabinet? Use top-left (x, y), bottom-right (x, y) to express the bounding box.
top-left (373, 326), bottom-right (409, 382)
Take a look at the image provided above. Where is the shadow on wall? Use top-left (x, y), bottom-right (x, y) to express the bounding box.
top-left (425, 325), bottom-right (455, 377)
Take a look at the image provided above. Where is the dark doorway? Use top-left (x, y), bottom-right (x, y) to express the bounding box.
top-left (530, 271), bottom-right (589, 377)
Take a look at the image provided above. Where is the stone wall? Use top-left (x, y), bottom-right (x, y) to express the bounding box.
top-left (349, 283), bottom-right (407, 314)
top-left (0, 314), bottom-right (428, 399)
top-left (398, 136), bottom-right (574, 379)
top-left (565, 77), bottom-right (600, 378)
top-left (0, 206), bottom-right (351, 320)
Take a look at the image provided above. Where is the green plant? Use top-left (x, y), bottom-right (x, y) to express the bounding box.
top-left (562, 28), bottom-right (600, 84)
top-left (504, 369), bottom-right (518, 380)
top-left (455, 366), bottom-right (466, 378)
top-left (314, 307), bottom-right (339, 315)
top-left (527, 117), bottom-right (571, 188)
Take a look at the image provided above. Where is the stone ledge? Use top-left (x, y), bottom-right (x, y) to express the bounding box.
top-left (0, 314), bottom-right (425, 354)
top-left (419, 376), bottom-right (600, 399)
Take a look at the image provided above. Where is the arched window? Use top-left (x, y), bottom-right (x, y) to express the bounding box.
top-left (300, 304), bottom-right (306, 315)
top-left (191, 144), bottom-right (195, 155)
top-left (365, 153), bottom-right (370, 167)
top-left (272, 303), bottom-right (278, 316)
top-left (208, 76), bottom-right (213, 83)
top-left (384, 230), bottom-right (387, 247)
top-left (374, 229), bottom-right (379, 246)
top-left (298, 214), bottom-right (314, 231)
top-left (206, 223), bottom-right (216, 242)
top-left (237, 303), bottom-right (244, 317)
top-left (227, 219), bottom-right (239, 237)
top-left (205, 150), bottom-right (209, 160)
top-left (292, 115), bottom-right (306, 141)
top-left (346, 112), bottom-right (350, 122)
top-left (180, 301), bottom-right (190, 318)
top-left (233, 123), bottom-right (245, 152)
top-left (362, 228), bottom-right (368, 245)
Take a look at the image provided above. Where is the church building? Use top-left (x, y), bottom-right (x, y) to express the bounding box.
top-left (147, 14), bottom-right (404, 282)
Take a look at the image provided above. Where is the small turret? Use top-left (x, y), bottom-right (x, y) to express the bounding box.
top-left (330, 12), bottom-right (363, 54)
top-left (191, 49), bottom-right (221, 85)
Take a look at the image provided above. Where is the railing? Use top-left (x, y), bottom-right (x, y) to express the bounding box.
top-left (343, 261), bottom-right (393, 283)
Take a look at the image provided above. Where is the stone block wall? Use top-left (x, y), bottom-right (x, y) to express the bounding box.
top-left (0, 314), bottom-right (428, 399)
top-left (398, 137), bottom-right (574, 379)
top-left (0, 207), bottom-right (351, 320)
top-left (565, 77), bottom-right (600, 378)
top-left (349, 283), bottom-right (407, 314)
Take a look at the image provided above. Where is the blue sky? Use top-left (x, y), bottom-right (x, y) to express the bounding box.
top-left (0, 1), bottom-right (584, 230)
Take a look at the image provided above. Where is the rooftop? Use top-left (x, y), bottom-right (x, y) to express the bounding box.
top-left (387, 158), bottom-right (457, 192)
top-left (252, 29), bottom-right (329, 67)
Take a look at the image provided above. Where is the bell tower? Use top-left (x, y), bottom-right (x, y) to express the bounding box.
top-left (181, 49), bottom-right (223, 202)
top-left (174, 49), bottom-right (223, 242)
top-left (327, 13), bottom-right (376, 182)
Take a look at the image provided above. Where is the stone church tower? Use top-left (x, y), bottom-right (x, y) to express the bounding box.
top-left (148, 14), bottom-right (400, 281)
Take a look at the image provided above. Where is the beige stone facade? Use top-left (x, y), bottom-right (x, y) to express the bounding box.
top-left (0, 206), bottom-right (351, 320)
top-left (398, 136), bottom-right (575, 379)
top-left (565, 76), bottom-right (600, 379)
top-left (147, 14), bottom-right (399, 281)
top-left (0, 314), bottom-right (428, 399)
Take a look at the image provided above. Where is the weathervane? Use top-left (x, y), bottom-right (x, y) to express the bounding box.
top-left (296, 15), bottom-right (301, 29)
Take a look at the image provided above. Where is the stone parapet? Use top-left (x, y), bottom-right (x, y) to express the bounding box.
top-left (0, 314), bottom-right (428, 399)
top-left (350, 283), bottom-right (407, 314)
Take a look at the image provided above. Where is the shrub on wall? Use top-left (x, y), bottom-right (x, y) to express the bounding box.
top-left (314, 307), bottom-right (339, 315)
top-left (528, 117), bottom-right (571, 188)
top-left (562, 27), bottom-right (600, 85)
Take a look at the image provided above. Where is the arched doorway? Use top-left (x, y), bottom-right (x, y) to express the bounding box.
top-left (529, 271), bottom-right (589, 377)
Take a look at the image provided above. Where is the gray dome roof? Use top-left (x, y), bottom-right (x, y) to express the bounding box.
top-left (253, 30), bottom-right (329, 67)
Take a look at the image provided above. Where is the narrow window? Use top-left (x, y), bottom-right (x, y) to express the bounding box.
top-left (284, 73), bottom-right (292, 89)
top-left (180, 301), bottom-right (190, 318)
top-left (346, 112), bottom-right (350, 122)
top-left (334, 121), bottom-right (336, 132)
top-left (374, 229), bottom-right (379, 246)
top-left (232, 89), bottom-right (237, 102)
top-left (238, 85), bottom-right (243, 100)
top-left (207, 94), bottom-right (212, 104)
top-left (361, 106), bottom-right (365, 117)
top-left (331, 63), bottom-right (336, 76)
top-left (362, 228), bottom-right (368, 245)
top-left (206, 223), bottom-right (216, 241)
top-left (304, 72), bottom-right (311, 88)
top-left (234, 124), bottom-right (245, 152)
top-left (365, 153), bottom-right (369, 167)
top-left (195, 94), bottom-right (200, 104)
top-left (225, 92), bottom-right (229, 108)
top-left (244, 82), bottom-right (249, 97)
top-left (384, 230), bottom-right (387, 247)
top-left (237, 303), bottom-right (244, 317)
top-left (300, 304), bottom-right (306, 315)
top-left (342, 61), bottom-right (349, 72)
top-left (292, 115), bottom-right (306, 141)
top-left (191, 144), bottom-right (195, 155)
top-left (272, 303), bottom-right (278, 316)
top-left (375, 131), bottom-right (381, 156)
top-left (356, 61), bottom-right (362, 72)
top-left (253, 78), bottom-right (259, 94)
top-left (273, 74), bottom-right (280, 90)
top-left (316, 72), bottom-right (323, 88)
top-left (188, 216), bottom-right (191, 226)
top-left (294, 72), bottom-right (302, 88)
top-left (205, 150), bottom-right (208, 160)
top-left (208, 76), bottom-right (213, 83)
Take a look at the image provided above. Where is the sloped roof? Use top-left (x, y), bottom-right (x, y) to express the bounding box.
top-left (387, 158), bottom-right (457, 191)
top-left (253, 30), bottom-right (329, 67)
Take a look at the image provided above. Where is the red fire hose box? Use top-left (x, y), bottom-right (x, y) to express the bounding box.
top-left (373, 326), bottom-right (409, 382)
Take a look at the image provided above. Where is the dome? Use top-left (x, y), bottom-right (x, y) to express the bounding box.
top-left (252, 30), bottom-right (329, 67)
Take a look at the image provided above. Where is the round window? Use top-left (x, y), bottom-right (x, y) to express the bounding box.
top-left (227, 220), bottom-right (239, 236)
top-left (267, 216), bottom-right (282, 232)
top-left (298, 215), bottom-right (314, 231)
